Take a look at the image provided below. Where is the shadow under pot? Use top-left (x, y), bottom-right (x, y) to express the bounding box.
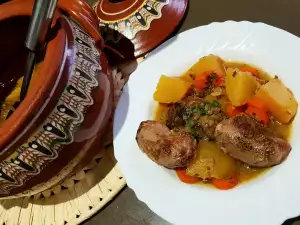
top-left (0, 4), bottom-right (113, 198)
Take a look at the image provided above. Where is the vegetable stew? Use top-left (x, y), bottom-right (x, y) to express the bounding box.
top-left (154, 55), bottom-right (294, 189)
top-left (136, 54), bottom-right (296, 191)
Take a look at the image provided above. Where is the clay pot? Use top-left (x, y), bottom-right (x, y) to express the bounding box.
top-left (0, 0), bottom-right (113, 198)
top-left (94, 0), bottom-right (189, 57)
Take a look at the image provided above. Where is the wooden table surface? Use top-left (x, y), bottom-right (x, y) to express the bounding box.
top-left (84, 0), bottom-right (300, 224)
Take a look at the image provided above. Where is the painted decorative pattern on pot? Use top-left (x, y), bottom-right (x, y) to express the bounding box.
top-left (95, 0), bottom-right (169, 41)
top-left (0, 17), bottom-right (101, 196)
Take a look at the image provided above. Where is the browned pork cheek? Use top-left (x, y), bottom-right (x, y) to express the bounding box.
top-left (136, 120), bottom-right (197, 169)
top-left (214, 114), bottom-right (291, 167)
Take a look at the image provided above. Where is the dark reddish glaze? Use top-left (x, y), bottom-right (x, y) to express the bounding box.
top-left (133, 0), bottom-right (188, 56)
top-left (95, 0), bottom-right (188, 57)
top-left (0, 1), bottom-right (65, 151)
top-left (58, 0), bottom-right (104, 48)
top-left (11, 0), bottom-right (102, 42)
top-left (0, 0), bottom-right (113, 197)
top-left (4, 61), bottom-right (114, 198)
top-left (96, 0), bottom-right (146, 21)
top-left (0, 18), bottom-right (69, 161)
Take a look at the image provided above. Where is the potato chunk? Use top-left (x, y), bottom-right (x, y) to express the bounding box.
top-left (256, 78), bottom-right (298, 124)
top-left (226, 68), bottom-right (258, 106)
top-left (182, 54), bottom-right (225, 81)
top-left (153, 75), bottom-right (191, 104)
top-left (186, 141), bottom-right (236, 179)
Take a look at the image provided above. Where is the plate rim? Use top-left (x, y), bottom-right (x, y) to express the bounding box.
top-left (113, 20), bottom-right (300, 225)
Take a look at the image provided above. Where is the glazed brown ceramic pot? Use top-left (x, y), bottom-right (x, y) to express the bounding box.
top-left (0, 0), bottom-right (113, 198)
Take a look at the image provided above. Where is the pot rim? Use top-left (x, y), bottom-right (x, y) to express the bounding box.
top-left (0, 1), bottom-right (66, 153)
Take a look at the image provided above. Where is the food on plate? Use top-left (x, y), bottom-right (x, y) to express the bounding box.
top-left (176, 168), bottom-right (200, 184)
top-left (166, 96), bottom-right (227, 140)
top-left (182, 54), bottom-right (225, 82)
top-left (225, 68), bottom-right (258, 106)
top-left (136, 54), bottom-right (297, 190)
top-left (186, 140), bottom-right (236, 179)
top-left (211, 174), bottom-right (238, 190)
top-left (153, 75), bottom-right (191, 104)
top-left (255, 77), bottom-right (298, 124)
top-left (215, 114), bottom-right (291, 167)
top-left (136, 120), bottom-right (197, 169)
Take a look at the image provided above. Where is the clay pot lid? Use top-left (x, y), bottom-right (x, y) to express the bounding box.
top-left (94, 0), bottom-right (188, 58)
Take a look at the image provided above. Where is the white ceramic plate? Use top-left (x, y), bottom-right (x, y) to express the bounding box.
top-left (113, 21), bottom-right (300, 225)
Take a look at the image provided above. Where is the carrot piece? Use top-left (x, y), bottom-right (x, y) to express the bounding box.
top-left (216, 76), bottom-right (223, 86)
top-left (176, 168), bottom-right (200, 184)
top-left (193, 75), bottom-right (207, 91)
top-left (193, 71), bottom-right (224, 91)
top-left (239, 67), bottom-right (258, 77)
top-left (215, 71), bottom-right (224, 86)
top-left (193, 72), bottom-right (209, 92)
top-left (212, 174), bottom-right (238, 190)
top-left (247, 97), bottom-right (268, 112)
top-left (245, 106), bottom-right (269, 125)
top-left (227, 104), bottom-right (244, 117)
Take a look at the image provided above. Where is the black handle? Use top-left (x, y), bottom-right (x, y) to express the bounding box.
top-left (25, 0), bottom-right (58, 51)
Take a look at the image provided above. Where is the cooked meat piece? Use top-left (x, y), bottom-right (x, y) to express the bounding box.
top-left (215, 114), bottom-right (291, 167)
top-left (166, 96), bottom-right (202, 128)
top-left (136, 120), bottom-right (197, 169)
top-left (166, 96), bottom-right (203, 129)
top-left (197, 112), bottom-right (227, 140)
top-left (181, 95), bottom-right (204, 107)
top-left (166, 96), bottom-right (227, 140)
top-left (166, 103), bottom-right (185, 128)
top-left (171, 126), bottom-right (190, 136)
